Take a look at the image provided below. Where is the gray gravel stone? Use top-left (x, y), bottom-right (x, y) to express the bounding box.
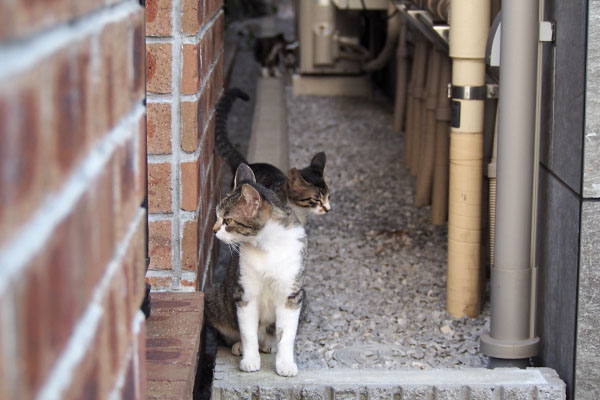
top-left (286, 90), bottom-right (490, 370)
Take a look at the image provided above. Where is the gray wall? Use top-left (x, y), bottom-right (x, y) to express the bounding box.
top-left (534, 0), bottom-right (590, 399)
top-left (536, 0), bottom-right (600, 399)
top-left (576, 2), bottom-right (600, 399)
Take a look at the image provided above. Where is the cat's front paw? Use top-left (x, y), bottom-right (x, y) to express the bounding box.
top-left (239, 355), bottom-right (261, 372)
top-left (231, 342), bottom-right (242, 356)
top-left (275, 360), bottom-right (298, 377)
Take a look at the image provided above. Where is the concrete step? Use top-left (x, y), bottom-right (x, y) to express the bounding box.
top-left (212, 348), bottom-right (565, 399)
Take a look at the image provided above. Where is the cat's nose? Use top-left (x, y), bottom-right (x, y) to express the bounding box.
top-left (213, 220), bottom-right (221, 233)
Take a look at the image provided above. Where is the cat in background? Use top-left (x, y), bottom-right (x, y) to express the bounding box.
top-left (205, 164), bottom-right (307, 377)
top-left (215, 88), bottom-right (331, 225)
top-left (253, 33), bottom-right (298, 77)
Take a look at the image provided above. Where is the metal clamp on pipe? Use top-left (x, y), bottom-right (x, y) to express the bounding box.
top-left (448, 84), bottom-right (487, 100)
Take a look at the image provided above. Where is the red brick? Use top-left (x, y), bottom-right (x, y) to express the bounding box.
top-left (123, 212), bottom-right (147, 320)
top-left (15, 261), bottom-right (50, 399)
top-left (214, 12), bottom-right (225, 51)
top-left (101, 19), bottom-right (130, 130)
top-left (207, 0), bottom-right (224, 19)
top-left (148, 162), bottom-right (172, 213)
top-left (146, 0), bottom-right (172, 37)
top-left (147, 43), bottom-right (172, 94)
top-left (114, 136), bottom-right (139, 242)
top-left (0, 300), bottom-right (6, 400)
top-left (146, 313), bottom-right (202, 341)
top-left (0, 71), bottom-right (47, 245)
top-left (0, 1), bottom-right (14, 40)
top-left (72, 0), bottom-right (104, 21)
top-left (214, 50), bottom-right (225, 95)
top-left (180, 159), bottom-right (200, 211)
top-left (199, 121), bottom-right (215, 180)
top-left (130, 8), bottom-right (146, 104)
top-left (182, 44), bottom-right (200, 95)
top-left (180, 99), bottom-right (200, 152)
top-left (200, 29), bottom-right (214, 83)
top-left (135, 110), bottom-right (147, 206)
top-left (149, 220), bottom-right (172, 270)
top-left (147, 102), bottom-right (172, 154)
top-left (13, 0), bottom-right (70, 39)
top-left (147, 380), bottom-right (187, 400)
top-left (181, 277), bottom-right (198, 290)
top-left (52, 48), bottom-right (88, 182)
top-left (182, 0), bottom-right (204, 35)
top-left (88, 168), bottom-right (116, 285)
top-left (181, 218), bottom-right (199, 271)
top-left (46, 219), bottom-right (79, 352)
top-left (105, 264), bottom-right (129, 375)
top-left (136, 319), bottom-right (147, 400)
top-left (145, 275), bottom-right (172, 289)
top-left (132, 211), bottom-right (148, 309)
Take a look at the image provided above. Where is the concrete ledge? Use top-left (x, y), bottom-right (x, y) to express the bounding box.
top-left (292, 74), bottom-right (372, 98)
top-left (145, 292), bottom-right (204, 400)
top-left (247, 77), bottom-right (289, 172)
top-left (212, 348), bottom-right (565, 399)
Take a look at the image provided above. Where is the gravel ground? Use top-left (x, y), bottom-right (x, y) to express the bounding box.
top-left (218, 8), bottom-right (491, 372)
top-left (287, 92), bottom-right (491, 370)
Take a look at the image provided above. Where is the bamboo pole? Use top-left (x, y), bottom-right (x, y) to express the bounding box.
top-left (409, 41), bottom-right (430, 177)
top-left (393, 19), bottom-right (409, 134)
top-left (431, 56), bottom-right (452, 225)
top-left (415, 47), bottom-right (442, 206)
top-left (404, 39), bottom-right (428, 171)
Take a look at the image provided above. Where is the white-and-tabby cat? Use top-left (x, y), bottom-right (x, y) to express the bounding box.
top-left (206, 164), bottom-right (307, 377)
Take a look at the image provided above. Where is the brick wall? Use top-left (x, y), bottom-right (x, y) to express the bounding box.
top-left (0, 1), bottom-right (147, 399)
top-left (145, 0), bottom-right (225, 291)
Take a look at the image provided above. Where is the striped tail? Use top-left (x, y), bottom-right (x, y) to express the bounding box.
top-left (215, 88), bottom-right (250, 173)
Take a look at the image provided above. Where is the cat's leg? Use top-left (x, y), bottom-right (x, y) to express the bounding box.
top-left (237, 300), bottom-right (261, 372)
top-left (273, 67), bottom-right (282, 78)
top-left (275, 304), bottom-right (301, 377)
top-left (261, 66), bottom-right (269, 77)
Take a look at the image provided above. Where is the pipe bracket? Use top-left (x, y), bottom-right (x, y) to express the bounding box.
top-left (447, 84), bottom-right (487, 100)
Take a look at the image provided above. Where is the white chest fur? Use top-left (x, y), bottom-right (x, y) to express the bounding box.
top-left (238, 221), bottom-right (305, 320)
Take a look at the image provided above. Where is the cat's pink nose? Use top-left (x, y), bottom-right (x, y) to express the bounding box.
top-left (213, 221), bottom-right (221, 233)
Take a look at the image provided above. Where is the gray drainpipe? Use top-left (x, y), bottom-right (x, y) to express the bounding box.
top-left (479, 0), bottom-right (540, 363)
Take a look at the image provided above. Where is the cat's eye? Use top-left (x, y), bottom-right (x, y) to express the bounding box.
top-left (224, 218), bottom-right (232, 225)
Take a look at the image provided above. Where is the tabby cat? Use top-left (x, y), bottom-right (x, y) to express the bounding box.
top-left (254, 33), bottom-right (287, 77)
top-left (215, 88), bottom-right (331, 225)
top-left (205, 164), bottom-right (307, 377)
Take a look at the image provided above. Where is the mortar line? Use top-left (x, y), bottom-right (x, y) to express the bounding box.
top-left (170, 0), bottom-right (183, 287)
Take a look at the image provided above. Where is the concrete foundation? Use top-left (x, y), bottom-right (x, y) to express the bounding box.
top-left (212, 348), bottom-right (565, 399)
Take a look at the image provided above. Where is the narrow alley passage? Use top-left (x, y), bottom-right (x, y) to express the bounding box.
top-left (287, 92), bottom-right (490, 369)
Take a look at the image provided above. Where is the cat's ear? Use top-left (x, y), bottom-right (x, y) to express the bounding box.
top-left (234, 163), bottom-right (256, 188)
top-left (241, 184), bottom-right (261, 217)
top-left (310, 152), bottom-right (326, 174)
top-left (287, 168), bottom-right (309, 188)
